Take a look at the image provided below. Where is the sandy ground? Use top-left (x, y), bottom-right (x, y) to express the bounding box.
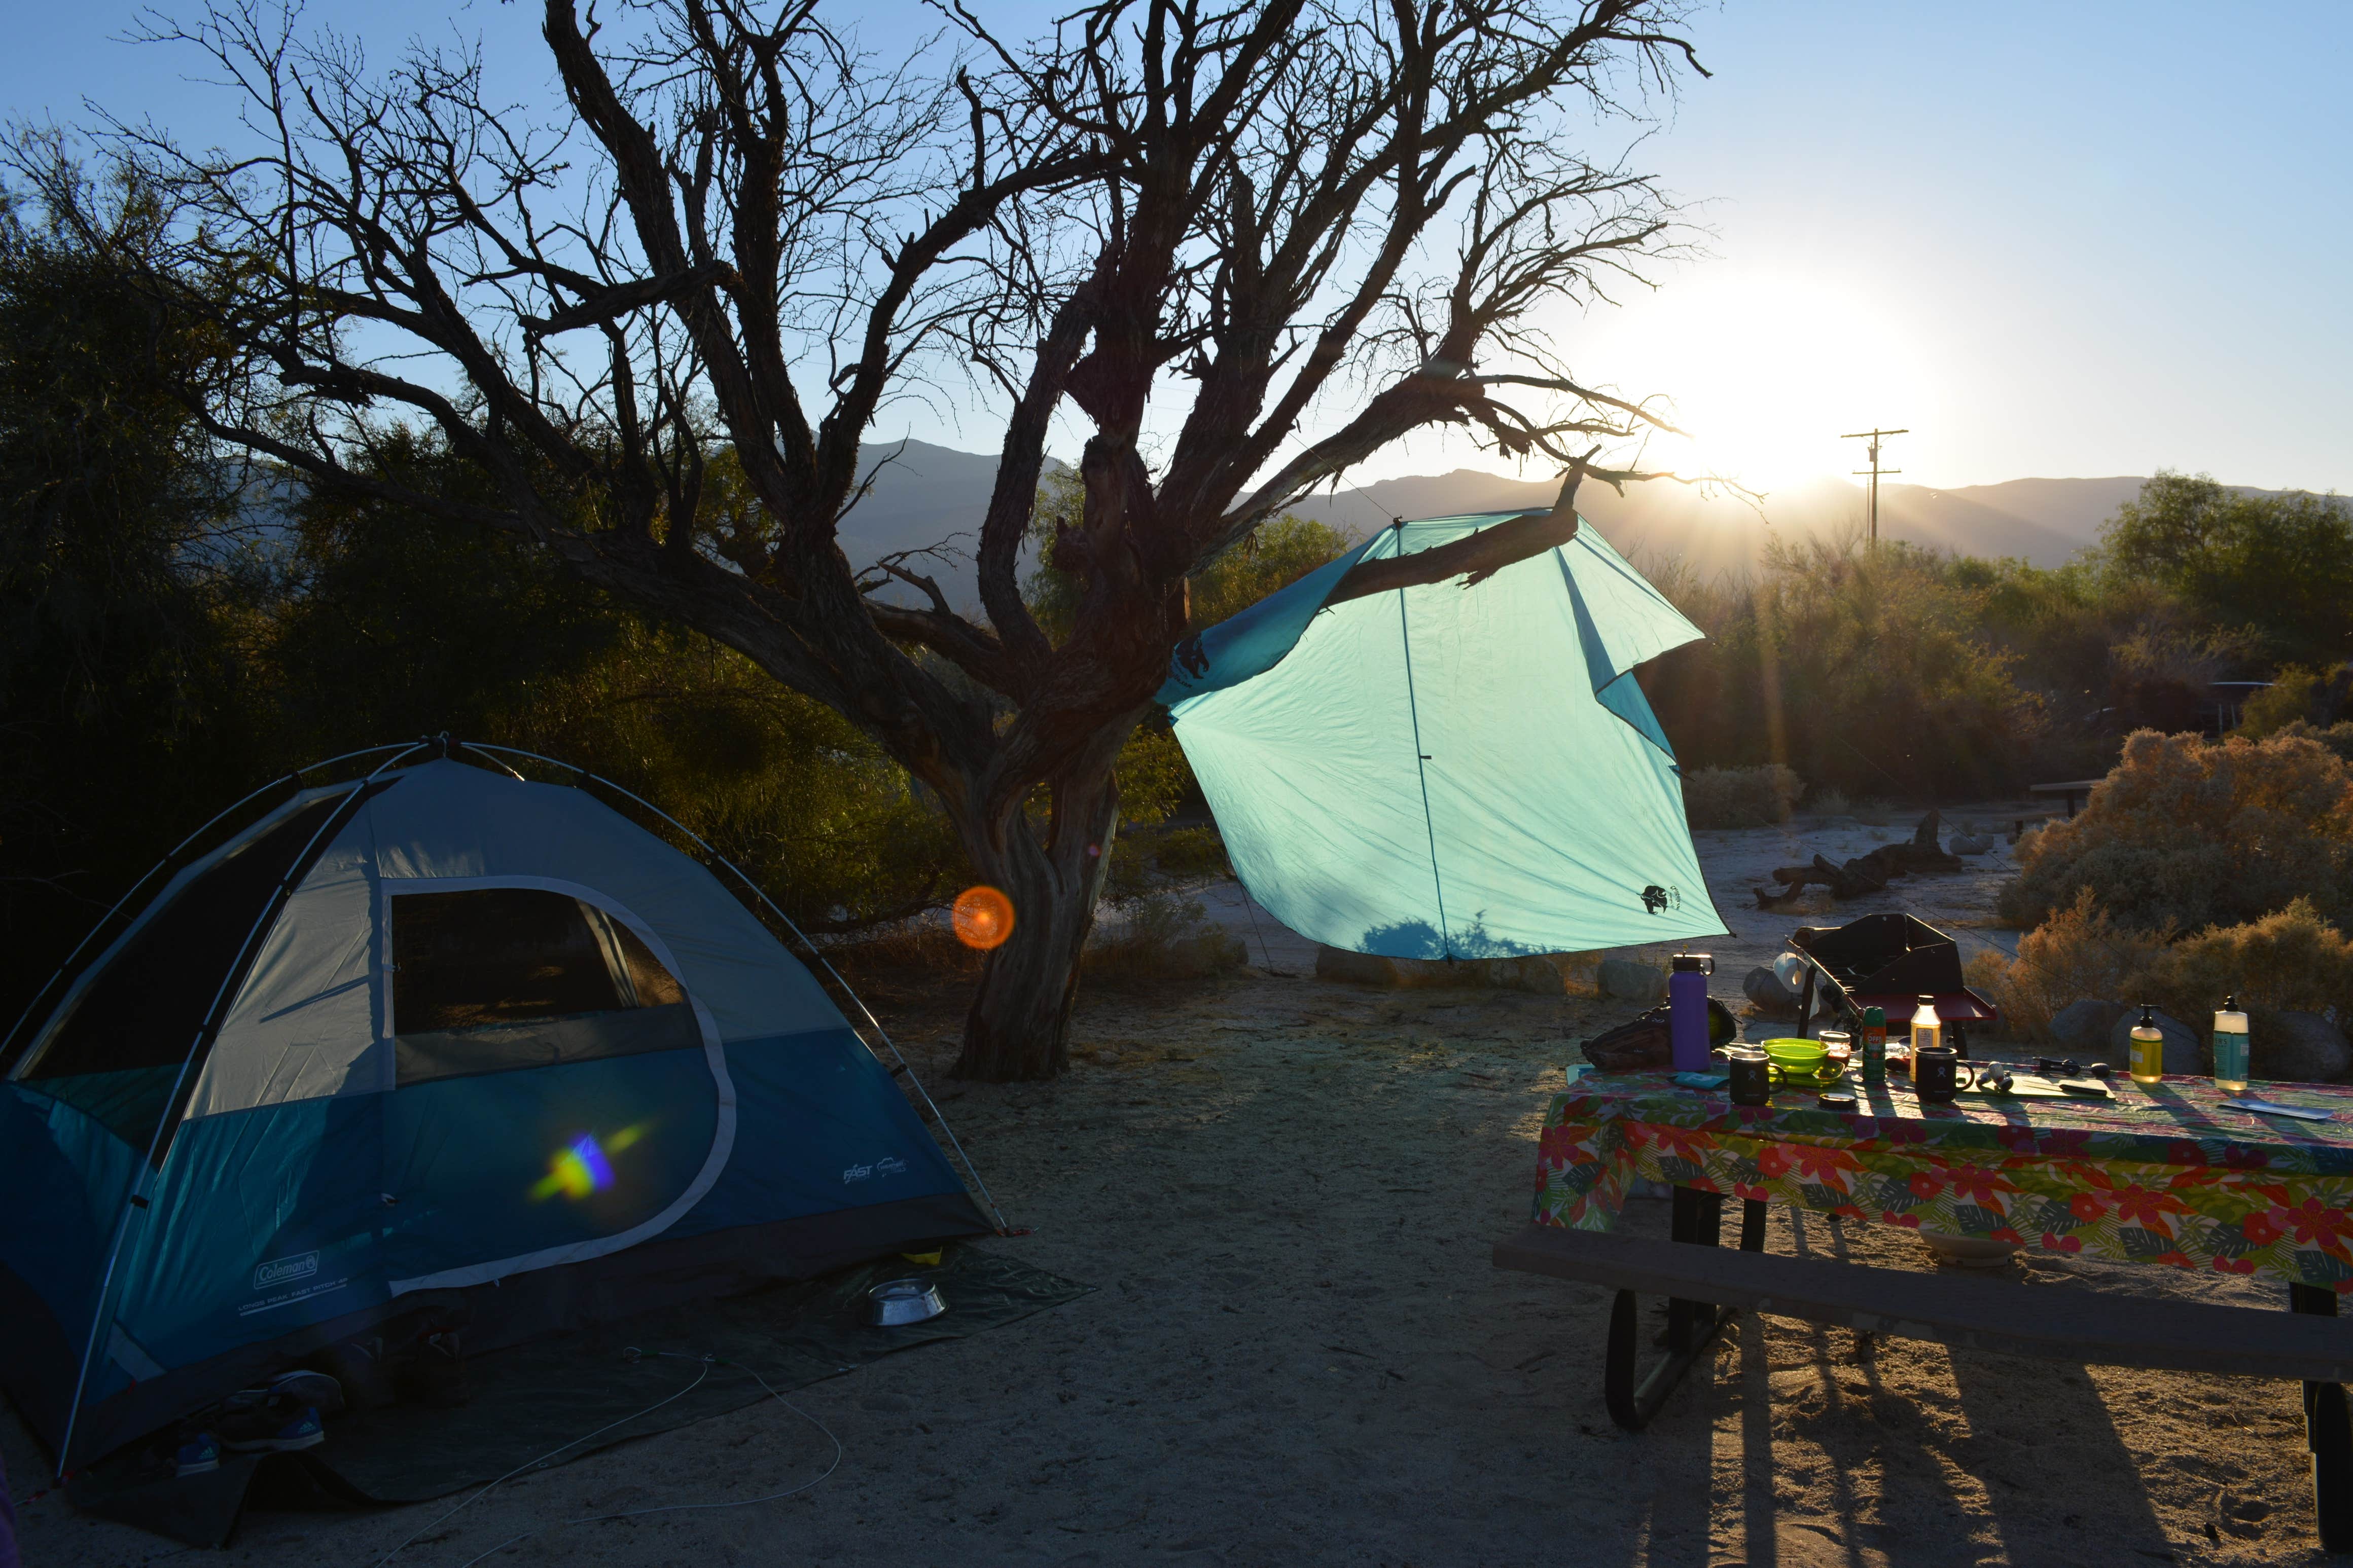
top-left (6, 803), bottom-right (2329, 1567)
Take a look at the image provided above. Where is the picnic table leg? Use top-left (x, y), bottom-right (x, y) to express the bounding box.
top-left (2292, 1284), bottom-right (2353, 1553)
top-left (1602, 1188), bottom-right (1749, 1433)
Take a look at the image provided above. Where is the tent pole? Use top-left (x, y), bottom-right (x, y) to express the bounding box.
top-left (464, 744), bottom-right (1015, 1236)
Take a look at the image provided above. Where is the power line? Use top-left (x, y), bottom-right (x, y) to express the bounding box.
top-left (1841, 427), bottom-right (1908, 547)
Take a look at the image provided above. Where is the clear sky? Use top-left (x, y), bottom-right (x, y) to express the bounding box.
top-left (8, 2), bottom-right (2349, 495)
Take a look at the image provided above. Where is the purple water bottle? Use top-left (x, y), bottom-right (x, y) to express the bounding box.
top-left (1669, 954), bottom-right (1715, 1072)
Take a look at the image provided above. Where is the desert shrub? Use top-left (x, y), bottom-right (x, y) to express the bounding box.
top-left (2166, 899), bottom-right (2353, 1020)
top-left (1152, 825), bottom-right (1230, 880)
top-left (1808, 786), bottom-right (1851, 816)
top-left (1641, 536), bottom-right (2055, 798)
top-left (1998, 728), bottom-right (2353, 934)
top-left (1682, 763), bottom-right (1802, 828)
top-left (1084, 890), bottom-right (1245, 980)
top-left (2275, 720), bottom-right (2353, 765)
top-left (1966, 890), bottom-right (2171, 1039)
top-left (1970, 891), bottom-right (2353, 1041)
top-left (2242, 666), bottom-right (2328, 738)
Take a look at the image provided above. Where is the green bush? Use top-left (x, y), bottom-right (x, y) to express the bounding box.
top-left (1083, 890), bottom-right (1246, 981)
top-left (1969, 890), bottom-right (2353, 1043)
top-left (2102, 472), bottom-right (2353, 668)
top-left (1997, 728), bottom-right (2353, 935)
top-left (1681, 763), bottom-right (1802, 828)
top-left (2240, 666), bottom-right (2328, 738)
top-left (1642, 535), bottom-right (2061, 798)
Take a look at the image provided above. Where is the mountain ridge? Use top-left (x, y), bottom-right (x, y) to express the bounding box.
top-left (832, 442), bottom-right (2330, 602)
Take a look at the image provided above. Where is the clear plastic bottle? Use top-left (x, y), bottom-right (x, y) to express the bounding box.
top-left (2129, 1003), bottom-right (2165, 1085)
top-left (1908, 994), bottom-right (1941, 1083)
top-left (2213, 994), bottom-right (2250, 1093)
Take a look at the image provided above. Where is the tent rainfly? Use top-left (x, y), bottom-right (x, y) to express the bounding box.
top-left (0, 752), bottom-right (989, 1472)
top-left (1159, 511), bottom-right (1730, 959)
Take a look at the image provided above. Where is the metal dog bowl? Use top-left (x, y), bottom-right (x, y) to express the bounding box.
top-left (869, 1278), bottom-right (948, 1327)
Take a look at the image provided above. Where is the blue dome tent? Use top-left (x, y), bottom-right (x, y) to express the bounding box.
top-left (1160, 511), bottom-right (1729, 958)
top-left (0, 743), bottom-right (994, 1475)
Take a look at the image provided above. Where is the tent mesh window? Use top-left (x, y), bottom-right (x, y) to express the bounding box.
top-left (389, 889), bottom-right (694, 1085)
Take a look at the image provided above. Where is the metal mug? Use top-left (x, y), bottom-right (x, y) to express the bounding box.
top-left (1721, 1045), bottom-right (1784, 1107)
top-left (1913, 1045), bottom-right (1994, 1104)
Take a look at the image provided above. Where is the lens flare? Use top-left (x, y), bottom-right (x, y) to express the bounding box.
top-left (952, 885), bottom-right (1016, 950)
top-left (530, 1124), bottom-right (646, 1201)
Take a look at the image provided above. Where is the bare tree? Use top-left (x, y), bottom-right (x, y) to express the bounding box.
top-left (69, 0), bottom-right (1704, 1079)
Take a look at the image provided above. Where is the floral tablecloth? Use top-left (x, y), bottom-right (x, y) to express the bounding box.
top-left (1534, 1070), bottom-right (2353, 1291)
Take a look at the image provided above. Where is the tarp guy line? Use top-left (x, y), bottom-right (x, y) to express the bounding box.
top-left (1396, 581), bottom-right (1453, 960)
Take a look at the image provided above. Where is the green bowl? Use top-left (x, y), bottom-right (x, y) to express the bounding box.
top-left (1761, 1038), bottom-right (1834, 1081)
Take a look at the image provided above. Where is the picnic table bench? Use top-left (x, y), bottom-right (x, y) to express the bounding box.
top-left (2029, 778), bottom-right (2106, 818)
top-left (1495, 1069), bottom-right (2353, 1552)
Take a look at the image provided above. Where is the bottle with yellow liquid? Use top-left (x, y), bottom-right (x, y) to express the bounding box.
top-left (1908, 994), bottom-right (1941, 1084)
top-left (2128, 1003), bottom-right (2165, 1085)
top-left (2213, 995), bottom-right (2250, 1093)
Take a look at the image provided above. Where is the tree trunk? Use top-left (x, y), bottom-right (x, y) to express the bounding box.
top-left (950, 750), bottom-right (1125, 1081)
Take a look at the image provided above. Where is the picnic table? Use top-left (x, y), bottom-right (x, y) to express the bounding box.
top-left (2030, 777), bottom-right (2106, 817)
top-left (1495, 1068), bottom-right (2353, 1551)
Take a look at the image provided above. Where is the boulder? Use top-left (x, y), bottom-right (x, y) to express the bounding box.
top-left (2050, 998), bottom-right (2127, 1054)
top-left (1742, 963), bottom-right (1802, 1017)
top-left (1948, 833), bottom-right (1994, 855)
top-left (2106, 1009), bottom-right (2202, 1076)
top-left (2254, 1011), bottom-right (2353, 1085)
top-left (1599, 957), bottom-right (1667, 1004)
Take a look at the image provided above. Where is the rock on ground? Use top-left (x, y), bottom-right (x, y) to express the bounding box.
top-left (2051, 999), bottom-right (2127, 1054)
top-left (1598, 956), bottom-right (1666, 1003)
top-left (2256, 1011), bottom-right (2353, 1084)
top-left (1741, 963), bottom-right (1802, 1017)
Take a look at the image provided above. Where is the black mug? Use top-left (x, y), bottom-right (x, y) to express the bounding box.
top-left (1723, 1047), bottom-right (1782, 1107)
top-left (1914, 1045), bottom-right (1985, 1103)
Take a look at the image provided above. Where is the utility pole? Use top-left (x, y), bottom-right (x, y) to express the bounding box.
top-left (1841, 427), bottom-right (1908, 547)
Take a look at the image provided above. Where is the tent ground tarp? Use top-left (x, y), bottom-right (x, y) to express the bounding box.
top-left (63, 1243), bottom-right (1089, 1547)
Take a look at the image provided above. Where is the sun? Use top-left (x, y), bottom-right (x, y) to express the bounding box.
top-left (1564, 271), bottom-right (1938, 497)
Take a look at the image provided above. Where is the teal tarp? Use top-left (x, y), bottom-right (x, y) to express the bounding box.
top-left (1161, 512), bottom-right (1728, 959)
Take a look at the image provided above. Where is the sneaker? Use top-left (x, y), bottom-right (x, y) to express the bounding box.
top-left (176, 1431), bottom-right (223, 1476)
top-left (220, 1404), bottom-right (324, 1453)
